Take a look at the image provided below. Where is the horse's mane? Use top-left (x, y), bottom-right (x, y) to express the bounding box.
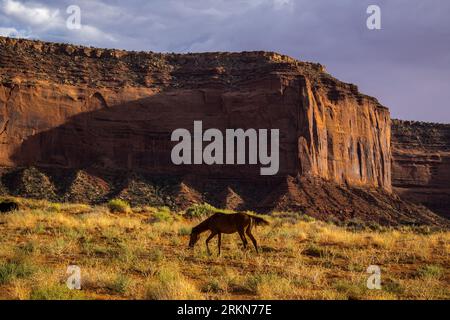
top-left (192, 215), bottom-right (213, 233)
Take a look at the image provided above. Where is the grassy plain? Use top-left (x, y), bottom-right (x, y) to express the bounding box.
top-left (0, 198), bottom-right (448, 300)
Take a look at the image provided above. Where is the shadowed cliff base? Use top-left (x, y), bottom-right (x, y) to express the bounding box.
top-left (0, 166), bottom-right (448, 228)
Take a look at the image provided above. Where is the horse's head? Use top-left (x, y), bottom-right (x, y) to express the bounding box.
top-left (188, 229), bottom-right (200, 248)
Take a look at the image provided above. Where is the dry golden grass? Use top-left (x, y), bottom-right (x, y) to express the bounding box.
top-left (0, 197), bottom-right (448, 300)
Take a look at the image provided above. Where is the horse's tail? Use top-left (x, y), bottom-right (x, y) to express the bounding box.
top-left (250, 215), bottom-right (270, 226)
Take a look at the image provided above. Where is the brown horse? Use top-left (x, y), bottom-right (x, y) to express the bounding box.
top-left (188, 212), bottom-right (269, 255)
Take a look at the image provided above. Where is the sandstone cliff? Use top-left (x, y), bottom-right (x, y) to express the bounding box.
top-left (0, 37), bottom-right (447, 226)
top-left (392, 120), bottom-right (450, 217)
top-left (0, 36), bottom-right (390, 190)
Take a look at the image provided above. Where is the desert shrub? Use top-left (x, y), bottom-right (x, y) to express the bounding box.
top-left (148, 248), bottom-right (164, 262)
top-left (107, 199), bottom-right (131, 214)
top-left (344, 218), bottom-right (367, 231)
top-left (417, 265), bottom-right (444, 279)
top-left (276, 212), bottom-right (314, 221)
top-left (115, 241), bottom-right (137, 264)
top-left (271, 211), bottom-right (314, 224)
top-left (145, 266), bottom-right (201, 300)
top-left (0, 260), bottom-right (35, 284)
top-left (325, 216), bottom-right (341, 225)
top-left (201, 278), bottom-right (227, 293)
top-left (152, 207), bottom-right (174, 222)
top-left (184, 203), bottom-right (216, 219)
top-left (233, 273), bottom-right (293, 298)
top-left (242, 274), bottom-right (263, 294)
top-left (30, 284), bottom-right (85, 300)
top-left (407, 225), bottom-right (438, 235)
top-left (184, 203), bottom-right (232, 219)
top-left (334, 280), bottom-right (367, 299)
top-left (17, 241), bottom-right (39, 254)
top-left (64, 203), bottom-right (92, 215)
top-left (366, 221), bottom-right (386, 232)
top-left (178, 227), bottom-right (191, 236)
top-left (383, 279), bottom-right (404, 295)
top-left (145, 206), bottom-right (178, 224)
top-left (347, 263), bottom-right (365, 272)
top-left (255, 274), bottom-right (294, 299)
top-left (271, 211), bottom-right (296, 218)
top-left (109, 275), bottom-right (131, 295)
top-left (302, 244), bottom-right (328, 257)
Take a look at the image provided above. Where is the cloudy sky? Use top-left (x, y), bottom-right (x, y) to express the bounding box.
top-left (1, 0), bottom-right (449, 123)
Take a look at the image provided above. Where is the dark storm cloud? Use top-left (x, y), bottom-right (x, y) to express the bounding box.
top-left (1, 0), bottom-right (449, 122)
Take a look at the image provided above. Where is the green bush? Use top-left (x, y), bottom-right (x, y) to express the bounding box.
top-left (0, 260), bottom-right (35, 284)
top-left (178, 227), bottom-right (191, 236)
top-left (184, 203), bottom-right (215, 219)
top-left (107, 199), bottom-right (131, 214)
top-left (383, 280), bottom-right (404, 295)
top-left (30, 284), bottom-right (86, 300)
top-left (109, 275), bottom-right (131, 295)
top-left (153, 207), bottom-right (173, 222)
top-left (184, 203), bottom-right (231, 219)
top-left (417, 265), bottom-right (443, 279)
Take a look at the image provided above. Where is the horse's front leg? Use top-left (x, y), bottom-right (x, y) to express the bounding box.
top-left (205, 232), bottom-right (217, 255)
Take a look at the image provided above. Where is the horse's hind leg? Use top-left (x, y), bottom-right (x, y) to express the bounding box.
top-left (205, 232), bottom-right (217, 255)
top-left (246, 225), bottom-right (259, 253)
top-left (238, 229), bottom-right (248, 250)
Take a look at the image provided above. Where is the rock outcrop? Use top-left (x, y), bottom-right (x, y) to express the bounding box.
top-left (0, 36), bottom-right (447, 226)
top-left (0, 36), bottom-right (390, 190)
top-left (392, 120), bottom-right (450, 217)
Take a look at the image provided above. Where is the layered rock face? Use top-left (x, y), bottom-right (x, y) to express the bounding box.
top-left (392, 120), bottom-right (450, 217)
top-left (0, 36), bottom-right (391, 190)
top-left (2, 37), bottom-right (447, 226)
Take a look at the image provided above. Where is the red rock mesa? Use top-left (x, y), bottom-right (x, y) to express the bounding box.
top-left (0, 37), bottom-right (448, 225)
